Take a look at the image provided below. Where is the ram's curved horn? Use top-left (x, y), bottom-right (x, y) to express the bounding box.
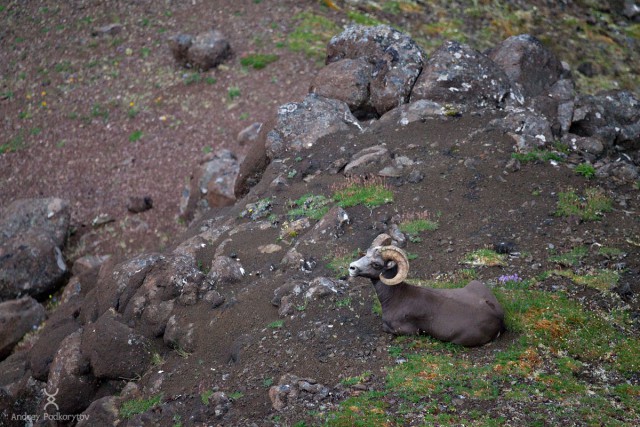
top-left (371, 233), bottom-right (392, 248)
top-left (379, 246), bottom-right (409, 286)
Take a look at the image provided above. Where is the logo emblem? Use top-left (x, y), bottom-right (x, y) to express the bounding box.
top-left (43, 388), bottom-right (59, 412)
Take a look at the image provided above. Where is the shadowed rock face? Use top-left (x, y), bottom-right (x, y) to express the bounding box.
top-left (0, 297), bottom-right (45, 359)
top-left (168, 30), bottom-right (231, 71)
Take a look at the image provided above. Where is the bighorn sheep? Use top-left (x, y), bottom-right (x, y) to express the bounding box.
top-left (349, 234), bottom-right (505, 346)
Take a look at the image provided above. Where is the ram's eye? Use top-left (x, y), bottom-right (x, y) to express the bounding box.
top-left (371, 262), bottom-right (383, 269)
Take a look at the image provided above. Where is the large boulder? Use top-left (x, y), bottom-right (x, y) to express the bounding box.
top-left (487, 34), bottom-right (564, 102)
top-left (0, 297), bottom-right (45, 360)
top-left (310, 58), bottom-right (374, 118)
top-left (0, 198), bottom-right (70, 301)
top-left (411, 40), bottom-right (511, 110)
top-left (168, 30), bottom-right (231, 71)
top-left (266, 94), bottom-right (358, 159)
top-left (81, 309), bottom-right (152, 380)
top-left (325, 25), bottom-right (425, 116)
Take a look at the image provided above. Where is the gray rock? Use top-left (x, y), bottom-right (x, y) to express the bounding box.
top-left (28, 319), bottom-right (81, 381)
top-left (208, 256), bottom-right (244, 285)
top-left (487, 34), bottom-right (564, 102)
top-left (0, 198), bottom-right (70, 301)
top-left (570, 91), bottom-right (640, 150)
top-left (563, 134), bottom-right (605, 157)
top-left (0, 297), bottom-right (45, 360)
top-left (44, 329), bottom-right (96, 415)
top-left (198, 149), bottom-right (241, 208)
top-left (71, 254), bottom-right (110, 276)
top-left (77, 395), bottom-right (119, 427)
top-left (490, 110), bottom-right (554, 149)
top-left (310, 58), bottom-right (373, 118)
top-left (266, 94), bottom-right (358, 160)
top-left (411, 40), bottom-right (511, 110)
top-left (596, 161), bottom-right (640, 183)
top-left (344, 145), bottom-right (390, 175)
top-left (127, 195), bottom-right (153, 213)
top-left (169, 30), bottom-right (231, 71)
top-left (327, 25), bottom-right (425, 115)
top-left (91, 23), bottom-right (123, 37)
top-left (0, 351), bottom-right (30, 395)
top-left (163, 314), bottom-right (195, 352)
top-left (372, 100), bottom-right (445, 130)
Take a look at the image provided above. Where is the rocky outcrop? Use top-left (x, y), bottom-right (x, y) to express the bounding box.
top-left (266, 94), bottom-right (359, 159)
top-left (411, 40), bottom-right (511, 110)
top-left (0, 198), bottom-right (70, 301)
top-left (325, 25), bottom-right (425, 116)
top-left (169, 30), bottom-right (231, 71)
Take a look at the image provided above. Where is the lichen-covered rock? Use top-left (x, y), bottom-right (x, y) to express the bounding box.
top-left (570, 91), bottom-right (640, 150)
top-left (411, 40), bottom-right (511, 110)
top-left (0, 297), bottom-right (45, 360)
top-left (207, 256), bottom-right (244, 285)
top-left (163, 314), bottom-right (195, 352)
top-left (266, 94), bottom-right (358, 160)
top-left (490, 110), bottom-right (554, 150)
top-left (487, 34), bottom-right (564, 102)
top-left (596, 161), bottom-right (640, 183)
top-left (310, 58), bottom-right (374, 118)
top-left (326, 25), bottom-right (425, 115)
top-left (81, 310), bottom-right (152, 380)
top-left (169, 30), bottom-right (231, 71)
top-left (44, 329), bottom-right (97, 415)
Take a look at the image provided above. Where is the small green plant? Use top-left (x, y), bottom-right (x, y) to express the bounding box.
top-left (240, 53), bottom-right (279, 69)
top-left (151, 352), bottom-right (165, 367)
top-left (200, 389), bottom-right (214, 405)
top-left (267, 320), bottom-right (284, 329)
top-left (129, 130), bottom-right (143, 142)
top-left (335, 297), bottom-right (352, 308)
top-left (204, 76), bottom-right (217, 85)
top-left (120, 394), bottom-right (163, 419)
top-left (555, 187), bottom-right (613, 221)
top-left (399, 212), bottom-right (440, 241)
top-left (549, 246), bottom-right (588, 267)
top-left (0, 134), bottom-right (26, 154)
top-left (326, 248), bottom-right (361, 278)
top-left (90, 103), bottom-right (109, 122)
top-left (263, 377), bottom-right (274, 388)
top-left (462, 249), bottom-right (506, 267)
top-left (575, 163), bottom-right (596, 179)
top-left (228, 86), bottom-right (241, 100)
top-left (227, 391), bottom-right (244, 400)
top-left (287, 12), bottom-right (340, 60)
top-left (184, 72), bottom-right (202, 85)
top-left (332, 178), bottom-right (393, 209)
top-left (341, 371), bottom-right (372, 386)
top-left (287, 194), bottom-right (330, 220)
top-left (512, 149), bottom-right (564, 164)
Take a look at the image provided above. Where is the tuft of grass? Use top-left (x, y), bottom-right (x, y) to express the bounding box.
top-left (547, 269), bottom-right (619, 292)
top-left (240, 53), bottom-right (279, 69)
top-left (120, 394), bottom-right (163, 419)
top-left (200, 389), bottom-right (214, 405)
top-left (287, 12), bottom-right (340, 60)
top-left (399, 216), bottom-right (439, 236)
top-left (267, 320), bottom-right (284, 329)
top-left (326, 248), bottom-right (360, 279)
top-left (332, 179), bottom-right (393, 209)
top-left (129, 130), bottom-right (143, 142)
top-left (575, 163), bottom-right (596, 179)
top-left (287, 194), bottom-right (330, 220)
top-left (184, 72), bottom-right (202, 85)
top-left (341, 371), bottom-right (372, 387)
top-left (228, 86), bottom-right (241, 100)
top-left (335, 297), bottom-right (352, 308)
top-left (549, 246), bottom-right (588, 267)
top-left (555, 187), bottom-right (613, 221)
top-left (512, 149), bottom-right (564, 164)
top-left (461, 249), bottom-right (506, 267)
top-left (0, 134), bottom-right (26, 154)
top-left (227, 391), bottom-right (244, 400)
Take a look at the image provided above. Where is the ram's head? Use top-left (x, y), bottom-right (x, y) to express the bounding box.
top-left (348, 234), bottom-right (409, 285)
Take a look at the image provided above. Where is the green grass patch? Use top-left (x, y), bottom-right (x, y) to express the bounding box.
top-left (399, 218), bottom-right (439, 235)
top-left (287, 194), bottom-right (330, 220)
top-left (129, 130), bottom-right (143, 142)
top-left (555, 187), bottom-right (613, 221)
top-left (512, 149), bottom-right (564, 164)
top-left (328, 275), bottom-right (640, 425)
top-left (575, 162), bottom-right (596, 179)
top-left (267, 320), bottom-right (284, 329)
top-left (240, 53), bottom-right (279, 69)
top-left (333, 180), bottom-right (393, 209)
top-left (287, 12), bottom-right (340, 60)
top-left (548, 245), bottom-right (588, 267)
top-left (227, 391), bottom-right (244, 400)
top-left (347, 11), bottom-right (383, 26)
top-left (120, 394), bottom-right (163, 419)
top-left (341, 371), bottom-right (372, 387)
top-left (228, 86), bottom-right (241, 100)
top-left (200, 389), bottom-right (214, 405)
top-left (547, 269), bottom-right (619, 292)
top-left (326, 249), bottom-right (360, 279)
top-left (0, 134), bottom-right (26, 154)
top-left (461, 249), bottom-right (506, 267)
